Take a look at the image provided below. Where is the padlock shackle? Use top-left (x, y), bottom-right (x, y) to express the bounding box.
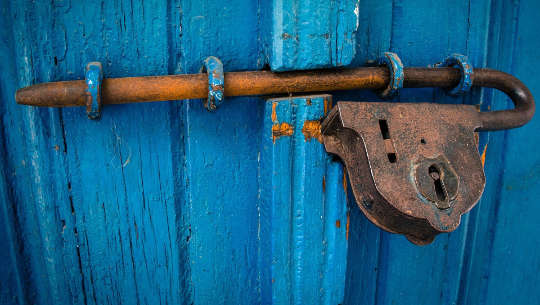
top-left (473, 69), bottom-right (535, 131)
top-left (403, 67), bottom-right (535, 131)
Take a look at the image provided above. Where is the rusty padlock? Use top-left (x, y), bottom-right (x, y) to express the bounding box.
top-left (321, 54), bottom-right (535, 244)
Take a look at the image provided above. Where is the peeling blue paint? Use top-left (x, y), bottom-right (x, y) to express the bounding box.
top-left (377, 52), bottom-right (403, 98)
top-left (436, 53), bottom-right (473, 96)
top-left (201, 56), bottom-right (224, 111)
top-left (85, 62), bottom-right (102, 119)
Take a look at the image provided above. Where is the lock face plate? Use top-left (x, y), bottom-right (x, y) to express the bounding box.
top-left (322, 102), bottom-right (486, 244)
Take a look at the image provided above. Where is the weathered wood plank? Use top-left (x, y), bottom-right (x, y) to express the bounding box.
top-left (260, 0), bottom-right (359, 71)
top-left (260, 95), bottom-right (347, 304)
top-left (4, 1), bottom-right (187, 304)
top-left (462, 1), bottom-right (540, 304)
top-left (178, 0), bottom-right (262, 304)
top-left (1, 0), bottom-right (539, 304)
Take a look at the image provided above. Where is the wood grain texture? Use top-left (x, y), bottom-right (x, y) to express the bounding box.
top-left (0, 0), bottom-right (539, 304)
top-left (260, 96), bottom-right (348, 304)
top-left (460, 1), bottom-right (540, 304)
top-left (3, 1), bottom-right (187, 304)
top-left (340, 1), bottom-right (540, 305)
top-left (260, 0), bottom-right (359, 71)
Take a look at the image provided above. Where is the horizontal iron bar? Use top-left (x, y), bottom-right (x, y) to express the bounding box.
top-left (15, 67), bottom-right (534, 131)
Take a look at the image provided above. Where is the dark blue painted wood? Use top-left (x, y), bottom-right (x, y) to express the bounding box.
top-left (0, 0), bottom-right (539, 304)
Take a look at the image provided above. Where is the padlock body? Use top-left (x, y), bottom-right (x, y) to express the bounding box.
top-left (322, 102), bottom-right (486, 244)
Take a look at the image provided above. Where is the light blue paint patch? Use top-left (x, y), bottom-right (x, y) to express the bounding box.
top-left (85, 62), bottom-right (102, 119)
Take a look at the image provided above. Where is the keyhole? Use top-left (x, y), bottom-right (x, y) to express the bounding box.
top-left (429, 165), bottom-right (447, 202)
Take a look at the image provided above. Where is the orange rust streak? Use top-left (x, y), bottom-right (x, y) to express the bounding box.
top-left (342, 170), bottom-right (347, 193)
top-left (271, 102), bottom-right (278, 123)
top-left (335, 220), bottom-right (341, 228)
top-left (323, 97), bottom-right (333, 115)
top-left (481, 144), bottom-right (488, 167)
top-left (272, 122), bottom-right (294, 142)
top-left (322, 176), bottom-right (326, 192)
top-left (301, 120), bottom-right (323, 143)
top-left (346, 212), bottom-right (350, 240)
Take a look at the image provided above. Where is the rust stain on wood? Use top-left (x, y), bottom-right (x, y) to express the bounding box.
top-left (272, 122), bottom-right (293, 142)
top-left (335, 220), bottom-right (341, 228)
top-left (481, 144), bottom-right (488, 167)
top-left (271, 102), bottom-right (278, 123)
top-left (301, 120), bottom-right (323, 142)
top-left (322, 176), bottom-right (326, 192)
top-left (346, 212), bottom-right (350, 240)
top-left (323, 97), bottom-right (333, 115)
top-left (342, 170), bottom-right (347, 193)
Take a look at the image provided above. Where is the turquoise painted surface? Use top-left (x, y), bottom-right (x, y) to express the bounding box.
top-left (260, 0), bottom-right (358, 71)
top-left (340, 1), bottom-right (540, 304)
top-left (0, 0), bottom-right (539, 304)
top-left (260, 95), bottom-right (348, 304)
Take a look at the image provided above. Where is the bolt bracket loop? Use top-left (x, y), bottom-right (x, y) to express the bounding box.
top-left (377, 52), bottom-right (404, 98)
top-left (85, 62), bottom-right (103, 120)
top-left (201, 56), bottom-right (224, 111)
top-left (436, 54), bottom-right (473, 96)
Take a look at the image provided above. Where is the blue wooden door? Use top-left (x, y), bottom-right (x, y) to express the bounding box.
top-left (0, 1), bottom-right (539, 304)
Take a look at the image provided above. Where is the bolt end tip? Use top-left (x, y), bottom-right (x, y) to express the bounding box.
top-left (15, 87), bottom-right (29, 105)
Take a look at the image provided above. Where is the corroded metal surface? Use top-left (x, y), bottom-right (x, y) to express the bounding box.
top-left (322, 102), bottom-right (486, 244)
top-left (15, 67), bottom-right (534, 131)
top-left (14, 67), bottom-right (389, 106)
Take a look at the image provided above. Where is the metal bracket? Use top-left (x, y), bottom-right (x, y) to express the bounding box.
top-left (201, 56), bottom-right (225, 111)
top-left (377, 52), bottom-right (404, 98)
top-left (435, 53), bottom-right (473, 96)
top-left (85, 62), bottom-right (103, 120)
